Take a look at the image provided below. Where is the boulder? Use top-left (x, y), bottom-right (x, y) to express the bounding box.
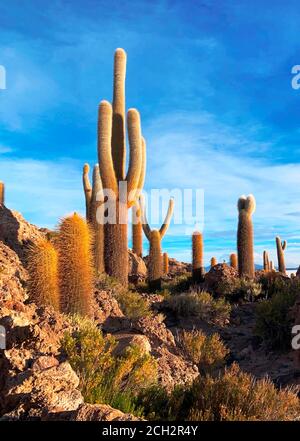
top-left (128, 250), bottom-right (147, 283)
top-left (204, 263), bottom-right (238, 296)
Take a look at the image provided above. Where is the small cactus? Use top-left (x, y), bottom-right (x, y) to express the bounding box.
top-left (163, 252), bottom-right (169, 275)
top-left (140, 196), bottom-right (174, 291)
top-left (0, 182), bottom-right (4, 205)
top-left (82, 164), bottom-right (92, 221)
top-left (237, 194), bottom-right (256, 278)
top-left (276, 236), bottom-right (287, 274)
top-left (263, 250), bottom-right (270, 271)
top-left (210, 257), bottom-right (217, 268)
top-left (56, 213), bottom-right (94, 317)
top-left (230, 253), bottom-right (238, 270)
top-left (27, 238), bottom-right (59, 310)
top-left (192, 232), bottom-right (205, 282)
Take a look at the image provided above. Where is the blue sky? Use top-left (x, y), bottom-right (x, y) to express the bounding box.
top-left (1, 0), bottom-right (300, 266)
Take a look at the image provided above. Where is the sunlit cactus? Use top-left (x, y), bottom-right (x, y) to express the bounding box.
top-left (237, 194), bottom-right (256, 278)
top-left (210, 257), bottom-right (217, 268)
top-left (132, 204), bottom-right (143, 257)
top-left (269, 260), bottom-right (275, 271)
top-left (263, 250), bottom-right (270, 271)
top-left (56, 213), bottom-right (93, 317)
top-left (163, 252), bottom-right (169, 275)
top-left (230, 253), bottom-right (238, 270)
top-left (192, 232), bottom-right (205, 282)
top-left (97, 49), bottom-right (146, 286)
top-left (276, 236), bottom-right (287, 274)
top-left (82, 163), bottom-right (92, 221)
top-left (90, 164), bottom-right (105, 275)
top-left (0, 182), bottom-right (4, 205)
top-left (27, 238), bottom-right (59, 310)
top-left (140, 196), bottom-right (174, 291)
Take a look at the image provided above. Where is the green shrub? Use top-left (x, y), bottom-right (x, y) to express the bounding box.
top-left (61, 315), bottom-right (157, 415)
top-left (255, 288), bottom-right (298, 351)
top-left (168, 291), bottom-right (231, 326)
top-left (178, 329), bottom-right (229, 373)
top-left (218, 277), bottom-right (262, 301)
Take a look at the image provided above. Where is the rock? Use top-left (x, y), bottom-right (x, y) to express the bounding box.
top-left (93, 289), bottom-right (124, 325)
top-left (44, 403), bottom-right (141, 421)
top-left (133, 314), bottom-right (176, 349)
top-left (0, 242), bottom-right (28, 306)
top-left (0, 206), bottom-right (43, 262)
top-left (113, 333), bottom-right (152, 356)
top-left (128, 250), bottom-right (147, 283)
top-left (204, 263), bottom-right (238, 296)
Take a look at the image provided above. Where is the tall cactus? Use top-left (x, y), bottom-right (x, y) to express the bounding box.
top-left (276, 236), bottom-right (287, 274)
top-left (82, 164), bottom-right (92, 221)
top-left (56, 213), bottom-right (93, 317)
top-left (230, 253), bottom-right (238, 270)
top-left (98, 49), bottom-right (145, 286)
top-left (27, 238), bottom-right (59, 310)
top-left (237, 194), bottom-right (256, 278)
top-left (163, 252), bottom-right (169, 275)
top-left (263, 250), bottom-right (270, 271)
top-left (140, 196), bottom-right (174, 291)
top-left (192, 232), bottom-right (205, 282)
top-left (0, 182), bottom-right (4, 205)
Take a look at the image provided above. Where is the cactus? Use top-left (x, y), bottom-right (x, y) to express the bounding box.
top-left (98, 49), bottom-right (145, 286)
top-left (210, 257), bottom-right (217, 268)
top-left (192, 232), bottom-right (205, 282)
top-left (163, 252), bottom-right (169, 274)
top-left (27, 238), bottom-right (59, 310)
top-left (56, 213), bottom-right (93, 317)
top-left (269, 260), bottom-right (275, 271)
top-left (90, 164), bottom-right (105, 275)
top-left (131, 138), bottom-right (146, 257)
top-left (0, 182), bottom-right (4, 205)
top-left (263, 250), bottom-right (270, 271)
top-left (140, 196), bottom-right (174, 291)
top-left (237, 194), bottom-right (256, 278)
top-left (82, 164), bottom-right (92, 221)
top-left (230, 253), bottom-right (238, 270)
top-left (276, 236), bottom-right (287, 274)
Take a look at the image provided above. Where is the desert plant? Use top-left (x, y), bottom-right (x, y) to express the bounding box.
top-left (56, 213), bottom-right (94, 317)
top-left (168, 291), bottom-right (231, 326)
top-left (237, 194), bottom-right (256, 278)
top-left (0, 181), bottom-right (4, 205)
top-left (140, 196), bottom-right (174, 291)
top-left (61, 316), bottom-right (157, 415)
top-left (82, 163), bottom-right (92, 221)
top-left (90, 164), bottom-right (105, 275)
top-left (97, 49), bottom-right (146, 286)
top-left (27, 238), bottom-right (59, 310)
top-left (263, 250), bottom-right (270, 271)
top-left (114, 289), bottom-right (151, 320)
top-left (131, 140), bottom-right (146, 258)
top-left (210, 257), bottom-right (217, 268)
top-left (192, 232), bottom-right (205, 282)
top-left (217, 277), bottom-right (262, 302)
top-left (229, 253), bottom-right (238, 270)
top-left (178, 329), bottom-right (229, 373)
top-left (276, 236), bottom-right (287, 274)
top-left (269, 261), bottom-right (275, 271)
top-left (163, 252), bottom-right (169, 274)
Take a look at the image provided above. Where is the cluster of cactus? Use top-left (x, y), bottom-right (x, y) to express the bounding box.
top-left (27, 213), bottom-right (94, 317)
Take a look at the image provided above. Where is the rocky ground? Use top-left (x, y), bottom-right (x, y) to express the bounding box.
top-left (0, 206), bottom-right (299, 421)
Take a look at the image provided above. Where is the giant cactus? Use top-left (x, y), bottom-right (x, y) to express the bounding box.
top-left (230, 253), bottom-right (238, 270)
top-left (263, 250), bottom-right (270, 271)
top-left (56, 213), bottom-right (93, 317)
top-left (276, 236), bottom-right (287, 274)
top-left (237, 194), bottom-right (256, 278)
top-left (0, 182), bottom-right (4, 205)
top-left (27, 238), bottom-right (59, 310)
top-left (192, 232), bottom-right (205, 282)
top-left (98, 49), bottom-right (145, 286)
top-left (140, 196), bottom-right (174, 291)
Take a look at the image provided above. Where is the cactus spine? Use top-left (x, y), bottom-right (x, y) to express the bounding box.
top-left (230, 253), bottom-right (238, 270)
top-left (263, 250), bottom-right (270, 271)
top-left (27, 239), bottom-right (59, 310)
top-left (210, 257), bottom-right (217, 268)
top-left (237, 194), bottom-right (256, 278)
top-left (276, 236), bottom-right (287, 274)
top-left (140, 196), bottom-right (174, 291)
top-left (83, 164), bottom-right (92, 221)
top-left (192, 232), bottom-right (205, 282)
top-left (98, 49), bottom-right (145, 286)
top-left (163, 252), bottom-right (169, 274)
top-left (56, 213), bottom-right (93, 317)
top-left (0, 182), bottom-right (4, 205)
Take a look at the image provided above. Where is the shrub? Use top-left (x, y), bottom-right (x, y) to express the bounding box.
top-left (218, 277), bottom-right (262, 301)
top-left (61, 315), bottom-right (157, 415)
top-left (168, 291), bottom-right (231, 326)
top-left (177, 330), bottom-right (229, 373)
top-left (255, 288), bottom-right (298, 351)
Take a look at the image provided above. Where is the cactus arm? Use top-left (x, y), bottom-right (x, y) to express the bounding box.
top-left (139, 195), bottom-right (152, 241)
top-left (159, 198), bottom-right (174, 238)
top-left (126, 108), bottom-right (142, 207)
top-left (98, 100), bottom-right (118, 195)
top-left (91, 164), bottom-right (104, 205)
top-left (136, 136), bottom-right (146, 198)
top-left (82, 164), bottom-right (92, 220)
top-left (245, 194), bottom-right (256, 214)
top-left (282, 240), bottom-right (287, 250)
top-left (112, 48), bottom-right (126, 181)
top-left (237, 195), bottom-right (247, 211)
